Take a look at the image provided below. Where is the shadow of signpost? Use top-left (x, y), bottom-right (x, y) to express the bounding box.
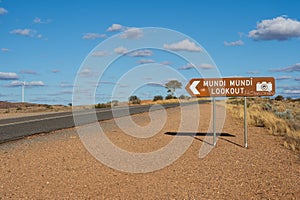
top-left (164, 132), bottom-right (243, 148)
top-left (219, 137), bottom-right (244, 148)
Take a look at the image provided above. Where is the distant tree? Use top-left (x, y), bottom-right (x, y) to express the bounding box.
top-left (275, 95), bottom-right (285, 101)
top-left (111, 100), bottom-right (119, 106)
top-left (129, 95), bottom-right (141, 104)
top-left (129, 95), bottom-right (138, 102)
top-left (165, 80), bottom-right (182, 97)
top-left (179, 95), bottom-right (186, 100)
top-left (153, 95), bottom-right (163, 101)
top-left (165, 94), bottom-right (177, 100)
top-left (68, 103), bottom-right (72, 106)
top-left (286, 97), bottom-right (292, 101)
top-left (95, 103), bottom-right (110, 108)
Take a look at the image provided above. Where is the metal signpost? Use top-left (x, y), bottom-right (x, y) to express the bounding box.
top-left (244, 97), bottom-right (248, 148)
top-left (213, 97), bottom-right (216, 146)
top-left (186, 77), bottom-right (275, 148)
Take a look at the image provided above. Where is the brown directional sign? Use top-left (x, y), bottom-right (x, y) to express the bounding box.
top-left (186, 77), bottom-right (275, 97)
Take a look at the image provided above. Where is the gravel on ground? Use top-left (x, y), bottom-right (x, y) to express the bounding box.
top-left (0, 103), bottom-right (299, 199)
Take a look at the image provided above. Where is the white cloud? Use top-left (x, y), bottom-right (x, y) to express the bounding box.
top-left (37, 34), bottom-right (43, 39)
top-left (82, 33), bottom-right (106, 40)
top-left (33, 17), bottom-right (51, 24)
top-left (115, 47), bottom-right (153, 57)
top-left (276, 76), bottom-right (292, 80)
top-left (99, 81), bottom-right (115, 85)
top-left (107, 24), bottom-right (123, 32)
top-left (163, 39), bottom-right (202, 52)
top-left (246, 70), bottom-right (260, 75)
top-left (178, 63), bottom-right (195, 70)
top-left (10, 29), bottom-right (44, 39)
top-left (7, 80), bottom-right (45, 87)
top-left (20, 70), bottom-right (38, 75)
top-left (270, 63), bottom-right (300, 72)
top-left (199, 63), bottom-right (215, 69)
top-left (277, 85), bottom-right (299, 90)
top-left (91, 51), bottom-right (109, 57)
top-left (144, 77), bottom-right (152, 81)
top-left (282, 90), bottom-right (300, 94)
top-left (0, 72), bottom-right (18, 80)
top-left (129, 49), bottom-right (153, 57)
top-left (138, 59), bottom-right (155, 64)
top-left (10, 29), bottom-right (36, 37)
top-left (224, 40), bottom-right (244, 46)
top-left (146, 82), bottom-right (164, 88)
top-left (238, 32), bottom-right (245, 37)
top-left (0, 7), bottom-right (8, 15)
top-left (120, 27), bottom-right (143, 39)
top-left (1, 48), bottom-right (9, 52)
top-left (114, 46), bottom-right (128, 54)
top-left (51, 69), bottom-right (60, 73)
top-left (48, 90), bottom-right (73, 96)
top-left (276, 85), bottom-right (288, 89)
top-left (79, 68), bottom-right (92, 77)
top-left (161, 61), bottom-right (172, 66)
top-left (178, 63), bottom-right (214, 70)
top-left (60, 83), bottom-right (73, 88)
top-left (33, 17), bottom-right (42, 24)
top-left (249, 16), bottom-right (300, 41)
top-left (26, 81), bottom-right (45, 86)
top-left (59, 90), bottom-right (73, 95)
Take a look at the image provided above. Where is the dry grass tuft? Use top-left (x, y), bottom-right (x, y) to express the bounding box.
top-left (227, 98), bottom-right (300, 153)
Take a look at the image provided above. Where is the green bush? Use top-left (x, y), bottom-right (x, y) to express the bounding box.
top-left (129, 95), bottom-right (141, 104)
top-left (95, 103), bottom-right (111, 109)
top-left (111, 100), bottom-right (119, 106)
top-left (165, 94), bottom-right (177, 100)
top-left (178, 95), bottom-right (185, 100)
top-left (275, 95), bottom-right (284, 101)
top-left (46, 105), bottom-right (53, 109)
top-left (179, 95), bottom-right (190, 100)
top-left (153, 95), bottom-right (163, 101)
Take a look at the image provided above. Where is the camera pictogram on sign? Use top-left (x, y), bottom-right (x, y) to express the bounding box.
top-left (256, 81), bottom-right (273, 92)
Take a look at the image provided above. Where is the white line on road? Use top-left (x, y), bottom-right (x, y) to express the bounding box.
top-left (0, 106), bottom-right (143, 127)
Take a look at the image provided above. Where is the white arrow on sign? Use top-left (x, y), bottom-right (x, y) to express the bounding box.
top-left (189, 80), bottom-right (200, 95)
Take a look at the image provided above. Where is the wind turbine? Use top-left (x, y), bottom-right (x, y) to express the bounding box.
top-left (21, 81), bottom-right (25, 102)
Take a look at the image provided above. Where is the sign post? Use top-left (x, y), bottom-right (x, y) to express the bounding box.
top-left (244, 97), bottom-right (248, 148)
top-left (186, 77), bottom-right (275, 148)
top-left (213, 97), bottom-right (216, 146)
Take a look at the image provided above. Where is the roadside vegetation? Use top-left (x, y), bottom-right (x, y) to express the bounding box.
top-left (0, 101), bottom-right (69, 114)
top-left (227, 97), bottom-right (300, 153)
top-left (95, 100), bottom-right (119, 108)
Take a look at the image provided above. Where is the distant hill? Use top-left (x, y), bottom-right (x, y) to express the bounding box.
top-left (0, 101), bottom-right (39, 109)
top-left (0, 101), bottom-right (69, 115)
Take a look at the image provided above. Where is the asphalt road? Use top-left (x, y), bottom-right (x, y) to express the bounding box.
top-left (0, 100), bottom-right (209, 143)
top-left (0, 101), bottom-right (205, 143)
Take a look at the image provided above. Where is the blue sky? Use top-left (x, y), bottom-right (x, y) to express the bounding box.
top-left (1, 0), bottom-right (300, 105)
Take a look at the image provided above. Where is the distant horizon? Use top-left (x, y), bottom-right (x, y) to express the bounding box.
top-left (1, 95), bottom-right (298, 106)
top-left (1, 1), bottom-right (300, 104)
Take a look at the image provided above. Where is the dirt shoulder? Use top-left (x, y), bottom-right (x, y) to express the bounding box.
top-left (0, 103), bottom-right (299, 199)
top-left (0, 102), bottom-right (71, 120)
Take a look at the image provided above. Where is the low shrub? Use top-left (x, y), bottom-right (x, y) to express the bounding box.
top-left (165, 95), bottom-right (177, 100)
top-left (129, 96), bottom-right (141, 104)
top-left (95, 103), bottom-right (111, 109)
top-left (227, 98), bottom-right (300, 152)
top-left (153, 95), bottom-right (163, 101)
